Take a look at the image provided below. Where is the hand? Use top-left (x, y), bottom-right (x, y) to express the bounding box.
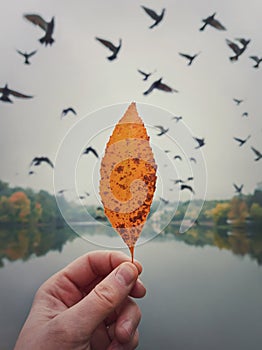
top-left (14, 250), bottom-right (146, 350)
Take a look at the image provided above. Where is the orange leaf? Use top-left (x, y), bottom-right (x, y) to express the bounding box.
top-left (99, 102), bottom-right (157, 262)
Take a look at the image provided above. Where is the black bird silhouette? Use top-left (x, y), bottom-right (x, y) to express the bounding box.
top-left (180, 184), bottom-right (195, 194)
top-left (249, 56), bottom-right (262, 68)
top-left (251, 146), bottom-right (262, 161)
top-left (159, 197), bottom-right (169, 205)
top-left (189, 157), bottom-right (197, 164)
top-left (199, 13), bottom-right (226, 31)
top-left (16, 49), bottom-right (37, 64)
top-left (28, 170), bottom-right (35, 175)
top-left (233, 98), bottom-right (243, 105)
top-left (30, 156), bottom-right (54, 168)
top-left (82, 146), bottom-right (99, 158)
top-left (187, 176), bottom-right (194, 181)
top-left (61, 107), bottom-right (77, 118)
top-left (172, 116), bottom-right (182, 122)
top-left (24, 14), bottom-right (55, 46)
top-left (226, 38), bottom-right (250, 61)
top-left (154, 125), bottom-right (169, 136)
top-left (242, 112), bottom-right (248, 118)
top-left (233, 135), bottom-right (251, 147)
top-left (174, 155), bottom-right (182, 161)
top-left (57, 189), bottom-right (68, 195)
top-left (137, 69), bottom-right (155, 81)
top-left (171, 179), bottom-right (185, 184)
top-left (233, 183), bottom-right (243, 194)
top-left (179, 52), bottom-right (200, 66)
top-left (143, 78), bottom-right (178, 95)
top-left (0, 84), bottom-right (33, 103)
top-left (172, 179), bottom-right (185, 184)
top-left (95, 37), bottom-right (122, 61)
top-left (193, 137), bottom-right (205, 149)
top-left (141, 6), bottom-right (165, 29)
top-left (79, 193), bottom-right (90, 200)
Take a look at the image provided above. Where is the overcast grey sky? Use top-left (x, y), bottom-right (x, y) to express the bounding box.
top-left (0, 0), bottom-right (261, 203)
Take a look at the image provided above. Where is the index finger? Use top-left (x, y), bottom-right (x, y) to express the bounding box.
top-left (60, 250), bottom-right (142, 290)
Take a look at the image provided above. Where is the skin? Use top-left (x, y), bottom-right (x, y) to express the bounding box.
top-left (14, 251), bottom-right (146, 350)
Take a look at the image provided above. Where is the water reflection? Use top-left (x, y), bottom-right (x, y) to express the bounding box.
top-left (165, 224), bottom-right (262, 265)
top-left (0, 224), bottom-right (75, 267)
top-left (0, 223), bottom-right (262, 267)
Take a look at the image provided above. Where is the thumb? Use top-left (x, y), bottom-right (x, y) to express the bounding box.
top-left (63, 262), bottom-right (139, 335)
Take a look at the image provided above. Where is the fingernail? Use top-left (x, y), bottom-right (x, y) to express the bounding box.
top-left (121, 320), bottom-right (134, 338)
top-left (115, 263), bottom-right (136, 286)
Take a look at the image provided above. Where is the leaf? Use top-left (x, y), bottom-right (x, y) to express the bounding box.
top-left (99, 102), bottom-right (157, 262)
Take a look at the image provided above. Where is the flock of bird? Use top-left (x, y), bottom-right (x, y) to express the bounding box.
top-left (1, 5), bottom-right (261, 206)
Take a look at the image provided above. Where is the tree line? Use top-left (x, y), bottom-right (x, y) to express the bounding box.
top-left (169, 189), bottom-right (262, 226)
top-left (1, 179), bottom-right (262, 227)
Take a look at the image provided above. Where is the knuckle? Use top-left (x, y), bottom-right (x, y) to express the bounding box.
top-left (93, 283), bottom-right (116, 309)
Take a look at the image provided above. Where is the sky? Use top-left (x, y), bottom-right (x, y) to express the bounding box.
top-left (0, 0), bottom-right (262, 205)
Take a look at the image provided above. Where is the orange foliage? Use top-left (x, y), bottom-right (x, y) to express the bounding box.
top-left (8, 191), bottom-right (31, 223)
top-left (100, 102), bottom-right (157, 262)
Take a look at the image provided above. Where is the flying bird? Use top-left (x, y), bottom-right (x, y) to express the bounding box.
top-left (137, 69), bottom-right (155, 81)
top-left (190, 157), bottom-right (197, 164)
top-left (226, 38), bottom-right (250, 61)
top-left (30, 156), bottom-right (54, 168)
top-left (172, 179), bottom-right (185, 184)
top-left (242, 112), bottom-right (248, 118)
top-left (154, 125), bottom-right (169, 136)
top-left (16, 50), bottom-right (37, 64)
top-left (82, 146), bottom-right (99, 158)
top-left (233, 135), bottom-right (251, 147)
top-left (233, 98), bottom-right (243, 105)
top-left (57, 189), bottom-right (68, 195)
top-left (233, 183), bottom-right (243, 194)
top-left (193, 137), bottom-right (205, 149)
top-left (172, 116), bottom-right (182, 122)
top-left (61, 107), bottom-right (77, 118)
top-left (24, 14), bottom-right (55, 46)
top-left (199, 13), bottom-right (226, 31)
top-left (79, 193), bottom-right (90, 200)
top-left (143, 78), bottom-right (178, 95)
top-left (159, 197), bottom-right (169, 205)
top-left (249, 56), bottom-right (262, 68)
top-left (179, 52), bottom-right (200, 66)
top-left (251, 146), bottom-right (262, 161)
top-left (180, 184), bottom-right (195, 194)
top-left (141, 6), bottom-right (165, 29)
top-left (95, 37), bottom-right (122, 61)
top-left (0, 84), bottom-right (33, 103)
top-left (174, 155), bottom-right (182, 161)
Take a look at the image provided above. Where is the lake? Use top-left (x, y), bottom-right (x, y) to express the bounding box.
top-left (0, 223), bottom-right (262, 350)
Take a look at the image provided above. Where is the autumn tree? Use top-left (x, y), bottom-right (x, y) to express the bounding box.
top-left (8, 191), bottom-right (31, 223)
top-left (0, 196), bottom-right (12, 223)
top-left (250, 203), bottom-right (262, 223)
top-left (208, 202), bottom-right (230, 225)
top-left (227, 197), bottom-right (249, 226)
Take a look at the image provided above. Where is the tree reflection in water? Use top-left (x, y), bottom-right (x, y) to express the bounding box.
top-left (165, 224), bottom-right (262, 265)
top-left (0, 223), bottom-right (262, 267)
top-left (0, 225), bottom-right (75, 267)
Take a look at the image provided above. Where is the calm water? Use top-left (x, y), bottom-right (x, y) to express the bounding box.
top-left (0, 224), bottom-right (262, 350)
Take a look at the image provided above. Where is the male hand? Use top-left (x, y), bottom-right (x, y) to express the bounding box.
top-left (14, 250), bottom-right (146, 350)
